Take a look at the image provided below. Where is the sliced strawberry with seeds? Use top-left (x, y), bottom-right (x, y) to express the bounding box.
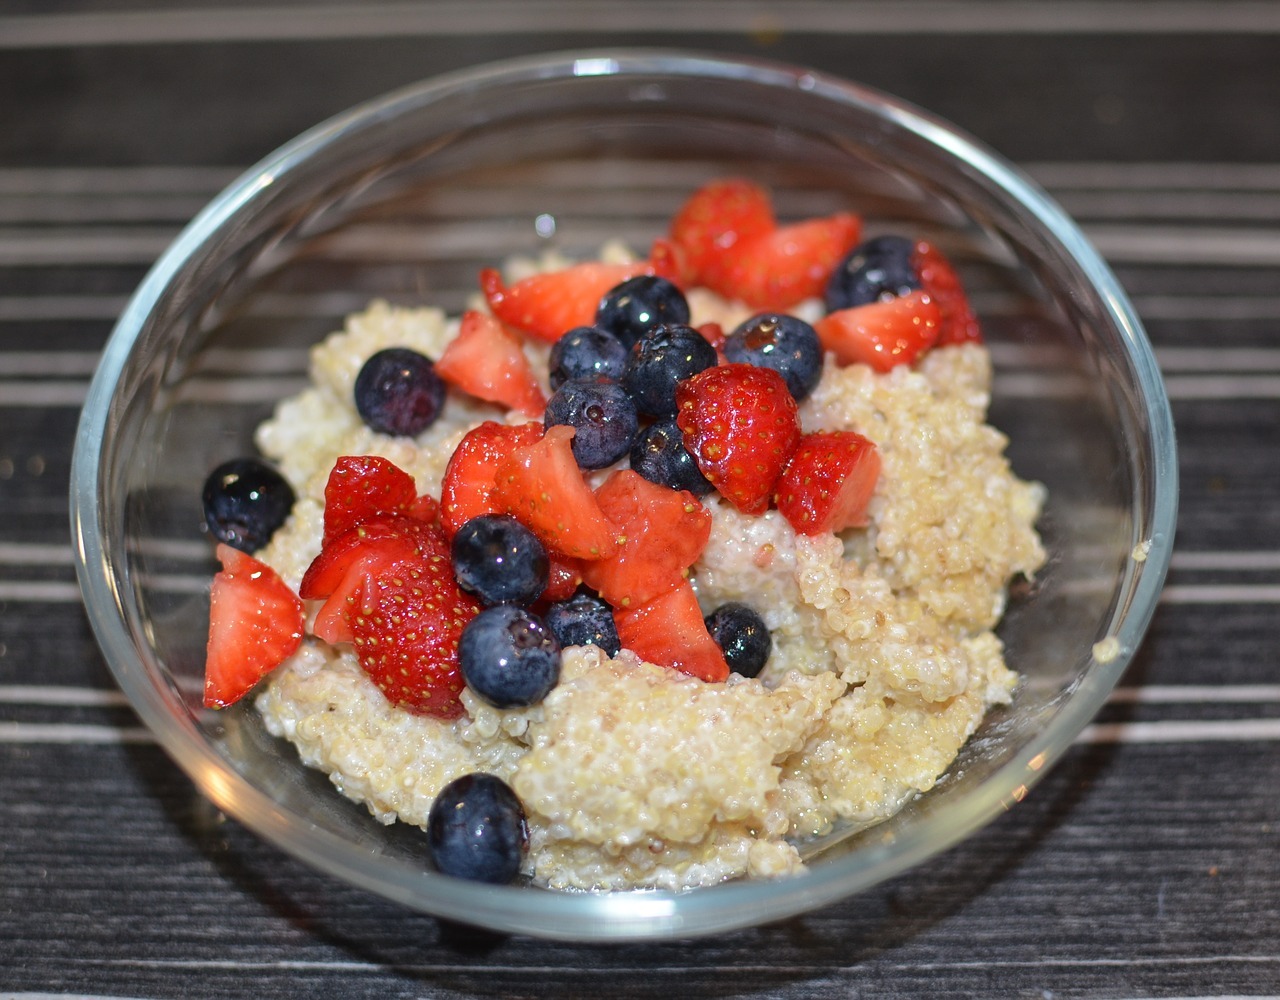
top-left (204, 544), bottom-right (304, 708)
top-left (300, 515), bottom-right (446, 601)
top-left (776, 430), bottom-right (882, 536)
top-left (435, 309), bottom-right (548, 416)
top-left (582, 469), bottom-right (711, 609)
top-left (701, 213), bottom-right (862, 311)
top-left (480, 261), bottom-right (655, 343)
top-left (613, 580), bottom-right (729, 683)
top-left (493, 424), bottom-right (618, 560)
top-left (668, 177), bottom-right (776, 282)
top-left (321, 454), bottom-right (420, 546)
top-left (540, 554), bottom-right (584, 605)
top-left (675, 363), bottom-right (801, 515)
top-left (911, 240), bottom-right (982, 345)
top-left (439, 420), bottom-right (545, 539)
top-left (815, 289), bottom-right (942, 372)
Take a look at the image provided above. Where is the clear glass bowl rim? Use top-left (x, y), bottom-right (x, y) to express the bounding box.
top-left (70, 48), bottom-right (1178, 941)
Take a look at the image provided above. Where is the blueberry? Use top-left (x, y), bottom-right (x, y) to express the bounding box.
top-left (451, 515), bottom-right (549, 607)
top-left (544, 589), bottom-right (621, 657)
top-left (824, 235), bottom-right (920, 313)
top-left (201, 458), bottom-right (295, 552)
top-left (459, 604), bottom-right (561, 709)
top-left (544, 378), bottom-right (638, 470)
top-left (353, 347), bottom-right (445, 437)
top-left (426, 773), bottom-right (528, 884)
top-left (596, 275), bottom-right (691, 349)
top-left (704, 602), bottom-right (772, 678)
top-left (723, 313), bottom-right (824, 402)
top-left (629, 417), bottom-right (714, 496)
top-left (621, 323), bottom-right (718, 418)
top-left (548, 325), bottom-right (629, 390)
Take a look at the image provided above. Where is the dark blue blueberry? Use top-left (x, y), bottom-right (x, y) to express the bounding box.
top-left (596, 275), bottom-right (691, 349)
top-left (548, 325), bottom-right (629, 391)
top-left (723, 313), bottom-right (824, 402)
top-left (621, 323), bottom-right (718, 418)
top-left (353, 347), bottom-right (445, 437)
top-left (201, 458), bottom-right (295, 552)
top-left (544, 378), bottom-right (639, 470)
top-left (629, 417), bottom-right (714, 496)
top-left (704, 603), bottom-right (772, 678)
top-left (824, 235), bottom-right (920, 313)
top-left (451, 514), bottom-right (549, 607)
top-left (426, 773), bottom-right (528, 884)
top-left (544, 589), bottom-right (621, 657)
top-left (459, 604), bottom-right (561, 709)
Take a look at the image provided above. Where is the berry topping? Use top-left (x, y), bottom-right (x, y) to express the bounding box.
top-left (675, 363), bottom-right (801, 515)
top-left (823, 234), bottom-right (920, 312)
top-left (480, 261), bottom-right (654, 343)
top-left (723, 312), bottom-right (824, 402)
top-left (320, 454), bottom-right (419, 546)
top-left (581, 469), bottom-right (712, 609)
top-left (493, 424), bottom-right (618, 560)
top-left (629, 416), bottom-right (714, 495)
top-left (434, 310), bottom-right (548, 417)
top-left (540, 554), bottom-right (585, 604)
top-left (451, 514), bottom-right (549, 607)
top-left (595, 275), bottom-right (691, 348)
top-left (204, 544), bottom-right (304, 708)
top-left (775, 430), bottom-right (882, 536)
top-left (621, 322), bottom-right (718, 418)
top-left (354, 347), bottom-right (446, 437)
top-left (912, 240), bottom-right (983, 345)
top-left (202, 457), bottom-right (295, 553)
top-left (548, 325), bottom-right (629, 390)
top-left (814, 289), bottom-right (942, 372)
top-left (458, 604), bottom-right (562, 709)
top-left (544, 589), bottom-right (621, 656)
top-left (666, 177), bottom-right (776, 282)
top-left (612, 581), bottom-right (729, 683)
top-left (426, 773), bottom-right (528, 884)
top-left (704, 602), bottom-right (772, 678)
top-left (439, 421), bottom-right (545, 539)
top-left (543, 378), bottom-right (639, 470)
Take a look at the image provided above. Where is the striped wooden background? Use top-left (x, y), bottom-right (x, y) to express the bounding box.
top-left (3, 3), bottom-right (1279, 997)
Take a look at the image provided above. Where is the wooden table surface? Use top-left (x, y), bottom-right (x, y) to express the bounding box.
top-left (3, 3), bottom-right (1280, 997)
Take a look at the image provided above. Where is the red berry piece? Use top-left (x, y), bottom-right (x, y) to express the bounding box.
top-left (675, 363), bottom-right (801, 515)
top-left (668, 178), bottom-right (776, 282)
top-left (321, 454), bottom-right (420, 546)
top-left (775, 430), bottom-right (882, 536)
top-left (439, 421), bottom-right (545, 539)
top-left (613, 581), bottom-right (729, 683)
top-left (479, 261), bottom-right (655, 344)
top-left (435, 310), bottom-right (548, 417)
top-left (204, 544), bottom-right (304, 708)
top-left (814, 290), bottom-right (942, 372)
top-left (911, 240), bottom-right (983, 345)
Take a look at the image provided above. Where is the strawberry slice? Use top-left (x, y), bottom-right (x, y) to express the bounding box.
top-left (300, 515), bottom-right (446, 601)
top-left (701, 213), bottom-right (861, 311)
top-left (775, 430), bottom-right (882, 536)
top-left (815, 289), bottom-right (942, 372)
top-left (581, 469), bottom-right (712, 609)
top-left (668, 177), bottom-right (776, 283)
top-left (434, 309), bottom-right (548, 416)
top-left (204, 544), bottom-right (304, 708)
top-left (493, 424), bottom-right (618, 560)
top-left (540, 554), bottom-right (584, 605)
top-left (480, 261), bottom-right (655, 343)
top-left (439, 420), bottom-right (545, 539)
top-left (321, 454), bottom-right (420, 545)
top-left (675, 363), bottom-right (801, 515)
top-left (911, 240), bottom-right (982, 345)
top-left (613, 580), bottom-right (729, 683)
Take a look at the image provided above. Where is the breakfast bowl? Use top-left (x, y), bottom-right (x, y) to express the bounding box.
top-left (70, 50), bottom-right (1177, 940)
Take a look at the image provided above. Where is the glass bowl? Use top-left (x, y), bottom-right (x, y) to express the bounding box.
top-left (70, 50), bottom-right (1177, 941)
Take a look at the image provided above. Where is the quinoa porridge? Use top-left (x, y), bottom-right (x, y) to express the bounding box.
top-left (203, 181), bottom-right (1046, 891)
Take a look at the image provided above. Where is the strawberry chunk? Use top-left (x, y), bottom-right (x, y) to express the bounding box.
top-left (539, 554), bottom-right (584, 605)
top-left (204, 544), bottom-right (304, 708)
top-left (775, 430), bottom-right (882, 536)
top-left (439, 420), bottom-right (544, 539)
top-left (815, 289), bottom-right (942, 372)
top-left (613, 581), bottom-right (729, 683)
top-left (480, 261), bottom-right (655, 343)
top-left (668, 177), bottom-right (776, 283)
top-left (581, 469), bottom-right (712, 609)
top-left (675, 363), bottom-right (801, 515)
top-left (435, 309), bottom-right (548, 417)
top-left (911, 240), bottom-right (982, 345)
top-left (321, 454), bottom-right (420, 545)
top-left (300, 515), bottom-right (446, 601)
top-left (493, 424), bottom-right (618, 560)
top-left (701, 213), bottom-right (862, 311)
